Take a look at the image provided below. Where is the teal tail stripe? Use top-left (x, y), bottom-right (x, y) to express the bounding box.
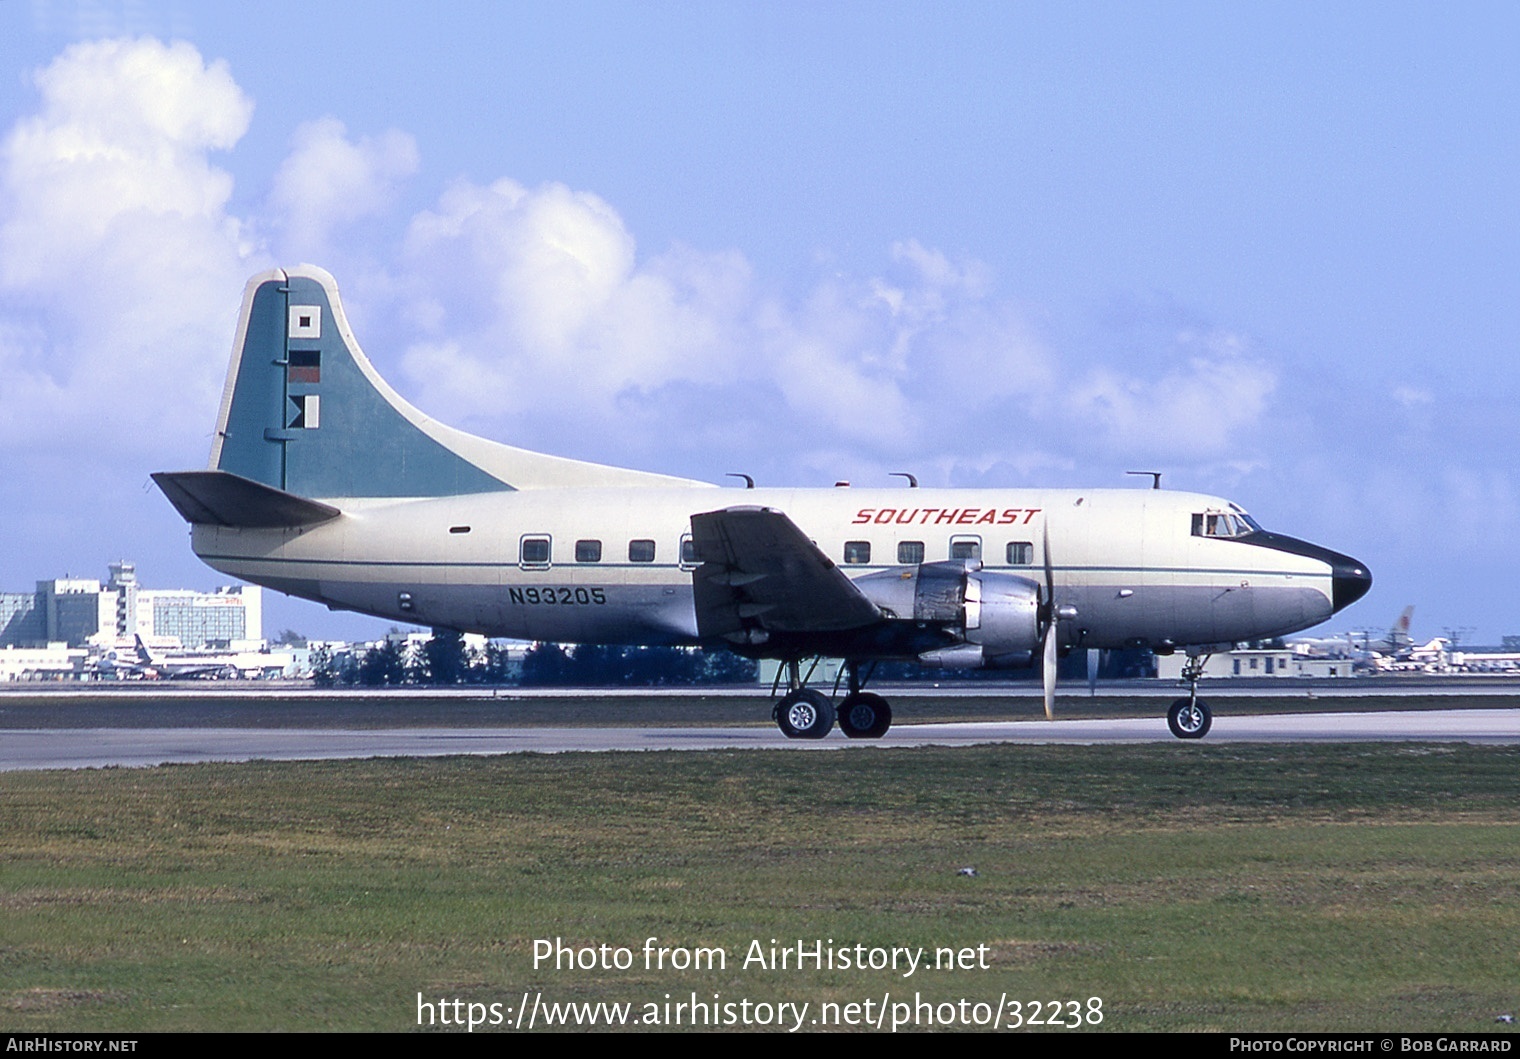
top-left (213, 269), bottom-right (512, 499)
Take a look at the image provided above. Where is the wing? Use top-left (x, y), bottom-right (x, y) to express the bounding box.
top-left (690, 506), bottom-right (882, 644)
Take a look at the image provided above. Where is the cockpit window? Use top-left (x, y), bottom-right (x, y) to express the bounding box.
top-left (1192, 511), bottom-right (1261, 538)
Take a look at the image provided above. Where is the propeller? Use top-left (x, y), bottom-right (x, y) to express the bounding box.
top-left (1041, 522), bottom-right (1058, 720)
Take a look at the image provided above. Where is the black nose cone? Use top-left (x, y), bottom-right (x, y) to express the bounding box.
top-left (1332, 557), bottom-right (1372, 613)
top-left (1234, 530), bottom-right (1372, 615)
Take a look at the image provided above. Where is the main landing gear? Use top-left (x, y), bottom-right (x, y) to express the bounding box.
top-left (773, 660), bottom-right (892, 740)
top-left (1167, 653), bottom-right (1213, 740)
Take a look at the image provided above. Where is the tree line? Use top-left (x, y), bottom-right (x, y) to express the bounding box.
top-left (311, 630), bottom-right (758, 688)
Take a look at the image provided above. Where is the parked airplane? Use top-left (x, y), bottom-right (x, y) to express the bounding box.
top-left (1289, 605), bottom-right (1414, 659)
top-left (1377, 635), bottom-right (1452, 673)
top-left (1372, 605), bottom-right (1417, 655)
top-left (90, 636), bottom-right (237, 680)
top-left (154, 267), bottom-right (1371, 739)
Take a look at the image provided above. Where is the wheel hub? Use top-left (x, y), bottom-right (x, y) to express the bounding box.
top-left (786, 702), bottom-right (817, 729)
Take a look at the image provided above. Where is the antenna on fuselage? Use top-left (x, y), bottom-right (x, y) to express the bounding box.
top-left (726, 473), bottom-right (755, 489)
top-left (890, 472), bottom-right (919, 488)
top-left (1126, 471), bottom-right (1162, 490)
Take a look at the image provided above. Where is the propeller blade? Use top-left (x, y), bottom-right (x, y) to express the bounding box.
top-left (1040, 520), bottom-right (1058, 719)
top-left (1042, 621), bottom-right (1057, 720)
top-left (1042, 521), bottom-right (1055, 597)
top-left (1087, 647), bottom-right (1099, 696)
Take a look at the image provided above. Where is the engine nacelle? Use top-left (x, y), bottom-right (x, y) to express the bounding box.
top-left (854, 561), bottom-right (1041, 668)
top-left (965, 567), bottom-right (1042, 666)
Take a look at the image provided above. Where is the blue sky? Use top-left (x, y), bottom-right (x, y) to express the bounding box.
top-left (1, 1), bottom-right (1515, 645)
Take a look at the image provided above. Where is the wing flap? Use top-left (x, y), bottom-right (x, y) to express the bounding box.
top-left (690, 506), bottom-right (881, 642)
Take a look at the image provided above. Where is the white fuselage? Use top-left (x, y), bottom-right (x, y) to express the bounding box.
top-left (190, 485), bottom-right (1341, 655)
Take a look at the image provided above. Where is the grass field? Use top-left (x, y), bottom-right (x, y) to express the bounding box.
top-left (2, 742), bottom-right (1519, 1032)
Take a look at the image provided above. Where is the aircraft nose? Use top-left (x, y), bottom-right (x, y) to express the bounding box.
top-left (1332, 557), bottom-right (1372, 613)
top-left (1235, 530), bottom-right (1372, 616)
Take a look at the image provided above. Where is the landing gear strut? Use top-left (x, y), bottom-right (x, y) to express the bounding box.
top-left (1167, 653), bottom-right (1213, 739)
top-left (837, 662), bottom-right (891, 739)
top-left (771, 659), bottom-right (893, 740)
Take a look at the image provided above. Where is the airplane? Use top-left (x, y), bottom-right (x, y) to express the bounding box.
top-left (153, 266), bottom-right (1372, 740)
top-left (1288, 605), bottom-right (1414, 658)
top-left (1376, 635), bottom-right (1451, 673)
top-left (1373, 605), bottom-right (1417, 655)
top-left (88, 641), bottom-right (156, 679)
top-left (90, 635), bottom-right (237, 680)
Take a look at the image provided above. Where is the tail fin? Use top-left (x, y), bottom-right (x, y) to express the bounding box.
top-left (207, 266), bottom-right (708, 498)
top-left (1389, 605), bottom-right (1414, 648)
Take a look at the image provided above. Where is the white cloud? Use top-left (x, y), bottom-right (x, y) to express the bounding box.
top-left (268, 117), bottom-right (418, 257)
top-left (1392, 384), bottom-right (1433, 408)
top-left (0, 37), bottom-right (258, 455)
top-left (390, 181), bottom-right (1065, 462)
top-left (0, 35), bottom-right (1282, 498)
top-left (1065, 330), bottom-right (1276, 460)
top-left (397, 177), bottom-right (756, 424)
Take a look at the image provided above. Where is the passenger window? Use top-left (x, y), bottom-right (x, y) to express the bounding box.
top-left (898, 540), bottom-right (925, 565)
top-left (575, 539), bottom-right (602, 563)
top-left (1006, 541), bottom-right (1033, 565)
top-left (520, 535), bottom-right (551, 567)
top-left (949, 535), bottom-right (981, 561)
top-left (629, 539), bottom-right (656, 563)
top-left (680, 534), bottom-right (698, 568)
top-left (843, 541), bottom-right (871, 564)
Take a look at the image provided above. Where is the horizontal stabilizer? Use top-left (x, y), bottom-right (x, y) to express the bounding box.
top-left (152, 470), bottom-right (342, 528)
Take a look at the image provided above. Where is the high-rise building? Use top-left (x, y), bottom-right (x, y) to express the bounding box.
top-left (0, 592), bottom-right (43, 644)
top-left (139, 585), bottom-right (261, 648)
top-left (0, 566), bottom-right (261, 649)
top-left (108, 561), bottom-right (138, 640)
top-left (40, 578), bottom-right (116, 646)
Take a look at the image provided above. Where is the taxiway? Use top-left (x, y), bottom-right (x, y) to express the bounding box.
top-left (3, 708), bottom-right (1517, 771)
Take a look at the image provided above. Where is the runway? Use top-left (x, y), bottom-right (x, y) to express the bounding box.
top-left (3, 708), bottom-right (1517, 771)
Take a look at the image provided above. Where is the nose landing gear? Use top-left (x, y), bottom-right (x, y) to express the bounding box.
top-left (1167, 653), bottom-right (1213, 739)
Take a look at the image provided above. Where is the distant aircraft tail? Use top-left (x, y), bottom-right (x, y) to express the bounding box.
top-left (1388, 605), bottom-right (1414, 649)
top-left (198, 266), bottom-right (707, 501)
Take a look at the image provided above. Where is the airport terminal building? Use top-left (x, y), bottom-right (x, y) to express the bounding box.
top-left (0, 562), bottom-right (261, 650)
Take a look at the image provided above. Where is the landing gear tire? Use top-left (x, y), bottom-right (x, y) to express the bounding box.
top-left (1168, 698), bottom-right (1212, 740)
top-left (838, 692), bottom-right (892, 739)
top-left (777, 688), bottom-right (835, 739)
